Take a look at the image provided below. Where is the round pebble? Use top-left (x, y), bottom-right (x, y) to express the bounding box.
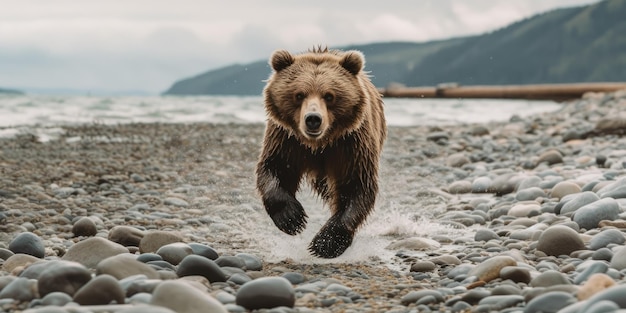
top-left (589, 228), bottom-right (625, 250)
top-left (73, 274), bottom-right (125, 305)
top-left (559, 191), bottom-right (600, 215)
top-left (410, 261), bottom-right (436, 272)
top-left (37, 261), bottom-right (92, 297)
top-left (536, 225), bottom-right (584, 257)
top-left (151, 280), bottom-right (228, 313)
top-left (235, 277), bottom-right (296, 310)
top-left (573, 197), bottom-right (620, 230)
top-left (139, 231), bottom-right (184, 253)
top-left (467, 255), bottom-right (516, 282)
top-left (72, 217), bottom-right (98, 237)
top-left (550, 181), bottom-right (582, 199)
top-left (523, 291), bottom-right (576, 313)
top-left (176, 254), bottom-right (226, 283)
top-left (108, 225), bottom-right (145, 247)
top-left (62, 237), bottom-right (128, 268)
top-left (8, 232), bottom-right (45, 258)
top-left (96, 254), bottom-right (160, 280)
top-left (156, 242), bottom-right (193, 265)
top-left (536, 150), bottom-right (563, 166)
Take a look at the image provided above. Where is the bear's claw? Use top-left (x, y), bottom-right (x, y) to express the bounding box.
top-left (269, 198), bottom-right (308, 235)
top-left (308, 220), bottom-right (353, 258)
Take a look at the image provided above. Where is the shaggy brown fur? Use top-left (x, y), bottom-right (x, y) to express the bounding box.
top-left (256, 48), bottom-right (386, 258)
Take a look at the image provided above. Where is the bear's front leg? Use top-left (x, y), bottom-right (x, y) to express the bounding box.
top-left (256, 158), bottom-right (308, 236)
top-left (309, 178), bottom-right (377, 258)
top-left (308, 215), bottom-right (354, 258)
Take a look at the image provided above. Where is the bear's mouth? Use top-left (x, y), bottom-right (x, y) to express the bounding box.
top-left (305, 130), bottom-right (323, 138)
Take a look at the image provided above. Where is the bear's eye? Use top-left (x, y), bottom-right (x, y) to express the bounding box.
top-left (323, 93), bottom-right (334, 103)
top-left (294, 92), bottom-right (305, 101)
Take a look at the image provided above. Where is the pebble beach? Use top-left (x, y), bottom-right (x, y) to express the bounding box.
top-left (1, 90), bottom-right (626, 313)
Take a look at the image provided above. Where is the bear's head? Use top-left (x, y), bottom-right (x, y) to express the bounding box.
top-left (263, 47), bottom-right (369, 149)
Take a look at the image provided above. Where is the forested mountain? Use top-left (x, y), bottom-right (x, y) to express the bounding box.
top-left (164, 0), bottom-right (626, 96)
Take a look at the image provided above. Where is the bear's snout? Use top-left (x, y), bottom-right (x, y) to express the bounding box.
top-left (305, 113), bottom-right (323, 134)
top-left (300, 99), bottom-right (328, 139)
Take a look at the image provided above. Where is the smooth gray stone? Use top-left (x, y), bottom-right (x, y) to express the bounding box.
top-left (592, 248), bottom-right (614, 261)
top-left (163, 197), bottom-right (189, 207)
top-left (117, 305), bottom-right (178, 313)
top-left (478, 295), bottom-right (524, 309)
top-left (609, 246), bottom-right (626, 270)
top-left (574, 261), bottom-right (609, 285)
top-left (500, 266), bottom-right (531, 284)
top-left (8, 232), bottom-right (45, 258)
top-left (37, 260), bottom-right (92, 297)
top-left (176, 254), bottom-right (226, 283)
top-left (73, 274), bottom-right (125, 305)
top-left (41, 291), bottom-right (73, 306)
top-left (460, 289), bottom-right (491, 305)
top-left (228, 273), bottom-right (252, 285)
top-left (524, 291), bottom-right (576, 313)
top-left (156, 242), bottom-right (192, 265)
top-left (517, 176), bottom-right (543, 191)
top-left (215, 255), bottom-right (246, 269)
top-left (589, 228), bottom-right (625, 250)
top-left (516, 187), bottom-right (547, 201)
top-left (560, 191), bottom-right (600, 215)
top-left (62, 237), bottom-right (128, 268)
top-left (235, 253), bottom-right (263, 271)
top-left (72, 217), bottom-right (98, 237)
top-left (235, 277), bottom-right (296, 310)
top-left (597, 177), bottom-right (626, 199)
top-left (530, 270), bottom-right (571, 287)
top-left (108, 225), bottom-right (145, 247)
top-left (151, 280), bottom-right (227, 313)
top-left (472, 176), bottom-right (492, 193)
top-left (537, 225), bottom-right (585, 257)
top-left (573, 198), bottom-right (620, 230)
top-left (0, 277), bottom-right (38, 301)
top-left (474, 229), bottom-right (499, 242)
top-left (281, 272), bottom-right (306, 285)
top-left (96, 254), bottom-right (160, 280)
top-left (582, 300), bottom-right (619, 313)
top-left (188, 243), bottom-right (219, 260)
top-left (400, 289), bottom-right (445, 305)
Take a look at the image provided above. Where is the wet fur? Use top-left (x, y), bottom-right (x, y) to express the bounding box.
top-left (256, 48), bottom-right (386, 258)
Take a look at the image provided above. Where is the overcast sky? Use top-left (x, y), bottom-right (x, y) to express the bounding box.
top-left (0, 0), bottom-right (600, 94)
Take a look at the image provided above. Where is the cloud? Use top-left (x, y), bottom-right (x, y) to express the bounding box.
top-left (0, 0), bottom-right (601, 94)
top-left (355, 14), bottom-right (423, 42)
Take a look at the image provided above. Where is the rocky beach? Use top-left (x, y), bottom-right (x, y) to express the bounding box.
top-left (1, 89), bottom-right (626, 313)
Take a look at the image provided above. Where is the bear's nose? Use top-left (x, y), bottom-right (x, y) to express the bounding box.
top-left (305, 113), bottom-right (322, 131)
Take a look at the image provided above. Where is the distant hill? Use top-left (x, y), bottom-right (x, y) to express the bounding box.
top-left (163, 0), bottom-right (626, 96)
top-left (0, 88), bottom-right (23, 95)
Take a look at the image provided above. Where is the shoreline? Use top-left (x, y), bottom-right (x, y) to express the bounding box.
top-left (1, 90), bottom-right (626, 312)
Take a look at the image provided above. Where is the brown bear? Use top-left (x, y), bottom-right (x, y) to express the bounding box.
top-left (256, 47), bottom-right (386, 258)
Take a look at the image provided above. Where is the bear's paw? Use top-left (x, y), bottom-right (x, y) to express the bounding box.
top-left (268, 197), bottom-right (308, 236)
top-left (308, 219), bottom-right (354, 258)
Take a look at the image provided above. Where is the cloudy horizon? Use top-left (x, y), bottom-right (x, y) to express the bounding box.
top-left (0, 0), bottom-right (600, 95)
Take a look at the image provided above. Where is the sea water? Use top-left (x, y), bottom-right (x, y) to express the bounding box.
top-left (0, 94), bottom-right (562, 129)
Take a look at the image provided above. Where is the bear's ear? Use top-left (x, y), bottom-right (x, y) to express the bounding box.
top-left (270, 50), bottom-right (295, 72)
top-left (340, 50), bottom-right (364, 76)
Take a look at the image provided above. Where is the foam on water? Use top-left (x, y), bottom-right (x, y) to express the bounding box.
top-left (228, 186), bottom-right (475, 267)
